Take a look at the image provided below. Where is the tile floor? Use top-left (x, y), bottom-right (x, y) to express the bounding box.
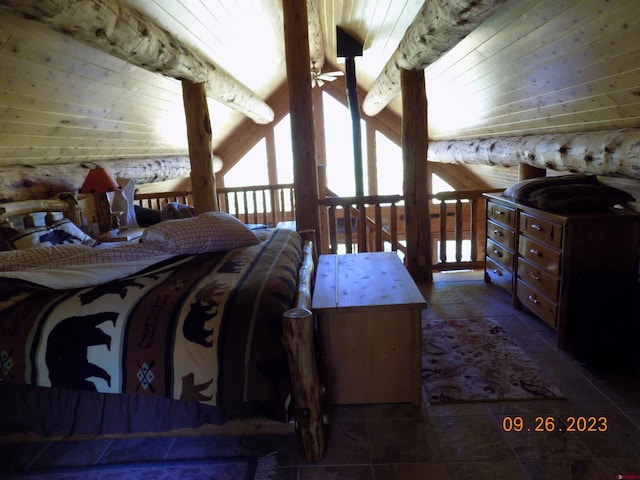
top-left (1, 273), bottom-right (639, 479)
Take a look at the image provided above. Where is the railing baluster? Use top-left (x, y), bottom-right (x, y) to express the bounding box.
top-left (375, 204), bottom-right (382, 251)
top-left (328, 206), bottom-right (337, 254)
top-left (455, 199), bottom-right (463, 262)
top-left (390, 202), bottom-right (398, 252)
top-left (439, 200), bottom-right (447, 263)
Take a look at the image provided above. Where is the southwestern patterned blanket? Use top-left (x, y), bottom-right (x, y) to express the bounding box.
top-left (0, 228), bottom-right (303, 422)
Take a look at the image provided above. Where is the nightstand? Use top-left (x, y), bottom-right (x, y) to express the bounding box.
top-left (99, 227), bottom-right (144, 243)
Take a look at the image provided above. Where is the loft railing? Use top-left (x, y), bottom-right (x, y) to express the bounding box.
top-left (134, 184), bottom-right (502, 272)
top-left (429, 190), bottom-right (499, 271)
top-left (317, 194), bottom-right (406, 255)
top-left (216, 183), bottom-right (295, 227)
top-left (134, 184), bottom-right (295, 228)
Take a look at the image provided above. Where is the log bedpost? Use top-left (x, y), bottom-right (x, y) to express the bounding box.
top-left (283, 0), bottom-right (321, 243)
top-left (282, 307), bottom-right (326, 463)
top-left (181, 80), bottom-right (218, 213)
top-left (401, 68), bottom-right (432, 282)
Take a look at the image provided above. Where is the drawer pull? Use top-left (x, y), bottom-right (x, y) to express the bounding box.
top-left (529, 248), bottom-right (542, 256)
top-left (495, 210), bottom-right (505, 215)
top-left (493, 249), bottom-right (503, 257)
top-left (530, 223), bottom-right (543, 231)
top-left (529, 271), bottom-right (541, 281)
top-left (493, 229), bottom-right (503, 236)
top-left (492, 269), bottom-right (503, 276)
top-left (527, 294), bottom-right (540, 305)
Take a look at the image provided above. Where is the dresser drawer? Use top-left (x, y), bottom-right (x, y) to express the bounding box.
top-left (486, 220), bottom-right (515, 250)
top-left (487, 201), bottom-right (516, 228)
top-left (485, 257), bottom-right (513, 293)
top-left (516, 280), bottom-right (557, 329)
top-left (519, 212), bottom-right (562, 248)
top-left (517, 258), bottom-right (559, 301)
top-left (486, 238), bottom-right (514, 269)
top-left (518, 236), bottom-right (561, 275)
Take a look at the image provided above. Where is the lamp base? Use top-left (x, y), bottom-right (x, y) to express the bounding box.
top-left (93, 193), bottom-right (113, 233)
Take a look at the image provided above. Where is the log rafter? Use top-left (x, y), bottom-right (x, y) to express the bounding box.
top-left (427, 128), bottom-right (640, 180)
top-left (0, 0), bottom-right (274, 124)
top-left (0, 156), bottom-right (194, 202)
top-left (362, 0), bottom-right (506, 117)
top-left (307, 0), bottom-right (325, 70)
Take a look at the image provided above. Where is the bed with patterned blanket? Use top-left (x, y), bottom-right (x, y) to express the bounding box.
top-left (0, 204), bottom-right (325, 461)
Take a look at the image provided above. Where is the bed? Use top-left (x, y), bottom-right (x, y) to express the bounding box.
top-left (0, 196), bottom-right (325, 462)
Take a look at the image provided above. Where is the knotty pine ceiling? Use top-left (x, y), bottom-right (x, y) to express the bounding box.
top-left (0, 0), bottom-right (639, 171)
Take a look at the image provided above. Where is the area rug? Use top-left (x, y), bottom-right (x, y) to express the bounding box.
top-left (3, 453), bottom-right (278, 480)
top-left (422, 317), bottom-right (564, 404)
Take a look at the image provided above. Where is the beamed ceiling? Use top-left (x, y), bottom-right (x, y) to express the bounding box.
top-left (0, 0), bottom-right (639, 169)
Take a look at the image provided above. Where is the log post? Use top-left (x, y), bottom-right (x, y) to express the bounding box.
top-left (283, 0), bottom-right (320, 242)
top-left (282, 308), bottom-right (326, 463)
top-left (401, 68), bottom-right (432, 282)
top-left (181, 80), bottom-right (218, 213)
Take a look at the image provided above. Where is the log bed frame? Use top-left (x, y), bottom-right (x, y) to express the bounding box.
top-left (0, 197), bottom-right (327, 463)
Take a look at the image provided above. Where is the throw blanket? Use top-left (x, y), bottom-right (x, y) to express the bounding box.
top-left (0, 229), bottom-right (302, 420)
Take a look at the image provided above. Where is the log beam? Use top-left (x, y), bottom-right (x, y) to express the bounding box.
top-left (307, 0), bottom-right (325, 70)
top-left (182, 80), bottom-right (218, 213)
top-left (427, 128), bottom-right (640, 180)
top-left (362, 0), bottom-right (506, 117)
top-left (0, 157), bottom-right (194, 203)
top-left (283, 0), bottom-right (320, 240)
top-left (402, 68), bottom-right (432, 282)
top-left (0, 0), bottom-right (274, 124)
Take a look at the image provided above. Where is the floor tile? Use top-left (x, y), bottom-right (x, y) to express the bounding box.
top-left (431, 415), bottom-right (516, 463)
top-left (367, 418), bottom-right (440, 464)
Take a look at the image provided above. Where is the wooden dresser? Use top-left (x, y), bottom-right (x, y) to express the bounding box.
top-left (483, 193), bottom-right (640, 349)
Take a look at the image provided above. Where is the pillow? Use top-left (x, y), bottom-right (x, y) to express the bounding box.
top-left (160, 202), bottom-right (196, 220)
top-left (141, 211), bottom-right (260, 254)
top-left (2, 219), bottom-right (99, 249)
top-left (526, 184), bottom-right (635, 212)
top-left (503, 174), bottom-right (600, 202)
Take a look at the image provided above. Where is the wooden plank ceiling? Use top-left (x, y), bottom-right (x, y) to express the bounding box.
top-left (0, 0), bottom-right (639, 169)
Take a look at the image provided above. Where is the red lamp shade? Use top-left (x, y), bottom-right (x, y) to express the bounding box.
top-left (79, 167), bottom-right (119, 194)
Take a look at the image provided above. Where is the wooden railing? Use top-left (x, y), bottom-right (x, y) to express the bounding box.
top-left (134, 184), bottom-right (295, 227)
top-left (134, 184), bottom-right (503, 272)
top-left (217, 183), bottom-right (295, 227)
top-left (318, 194), bottom-right (406, 255)
top-left (429, 190), bottom-right (499, 271)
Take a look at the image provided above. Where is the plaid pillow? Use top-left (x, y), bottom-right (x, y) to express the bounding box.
top-left (141, 211), bottom-right (260, 254)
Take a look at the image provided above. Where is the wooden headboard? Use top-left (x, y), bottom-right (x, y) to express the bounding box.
top-left (0, 194), bottom-right (91, 231)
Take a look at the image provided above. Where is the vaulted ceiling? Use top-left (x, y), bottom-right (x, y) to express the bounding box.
top-left (0, 0), bottom-right (639, 170)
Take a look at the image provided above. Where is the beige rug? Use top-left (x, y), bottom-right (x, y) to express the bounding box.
top-left (422, 317), bottom-right (563, 404)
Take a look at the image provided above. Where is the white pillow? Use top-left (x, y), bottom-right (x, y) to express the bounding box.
top-left (141, 211), bottom-right (260, 254)
top-left (3, 219), bottom-right (99, 249)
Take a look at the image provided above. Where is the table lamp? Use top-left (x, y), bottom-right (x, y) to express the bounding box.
top-left (79, 166), bottom-right (120, 234)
